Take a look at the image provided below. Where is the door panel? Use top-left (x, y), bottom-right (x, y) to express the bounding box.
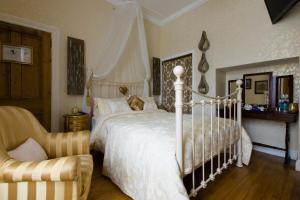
top-left (0, 28), bottom-right (10, 98)
top-left (0, 63), bottom-right (10, 98)
top-left (10, 63), bottom-right (22, 98)
top-left (21, 33), bottom-right (41, 99)
top-left (0, 21), bottom-right (51, 131)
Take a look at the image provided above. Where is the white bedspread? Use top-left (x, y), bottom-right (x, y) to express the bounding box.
top-left (91, 111), bottom-right (252, 200)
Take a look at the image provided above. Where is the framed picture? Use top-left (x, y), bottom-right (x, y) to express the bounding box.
top-left (245, 79), bottom-right (251, 89)
top-left (255, 80), bottom-right (268, 94)
top-left (0, 44), bottom-right (33, 65)
top-left (67, 37), bottom-right (85, 95)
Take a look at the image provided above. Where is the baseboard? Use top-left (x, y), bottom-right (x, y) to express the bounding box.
top-left (253, 145), bottom-right (298, 160)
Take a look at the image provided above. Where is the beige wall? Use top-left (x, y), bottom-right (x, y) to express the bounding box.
top-left (157, 0), bottom-right (300, 158)
top-left (225, 58), bottom-right (300, 102)
top-left (159, 0), bottom-right (300, 95)
top-left (144, 19), bottom-right (161, 60)
top-left (224, 59), bottom-right (300, 154)
top-left (0, 0), bottom-right (160, 130)
top-left (144, 19), bottom-right (161, 95)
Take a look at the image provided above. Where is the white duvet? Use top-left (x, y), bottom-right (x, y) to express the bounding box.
top-left (91, 110), bottom-right (252, 200)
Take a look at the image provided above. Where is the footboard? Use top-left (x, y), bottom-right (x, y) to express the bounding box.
top-left (173, 66), bottom-right (243, 197)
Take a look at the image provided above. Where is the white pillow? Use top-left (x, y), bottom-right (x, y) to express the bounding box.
top-left (94, 97), bottom-right (112, 116)
top-left (141, 97), bottom-right (158, 111)
top-left (8, 138), bottom-right (48, 162)
top-left (94, 97), bottom-right (131, 116)
top-left (107, 99), bottom-right (131, 113)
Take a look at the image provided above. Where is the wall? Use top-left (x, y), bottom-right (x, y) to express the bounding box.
top-left (225, 59), bottom-right (300, 103)
top-left (223, 58), bottom-right (299, 153)
top-left (159, 0), bottom-right (300, 92)
top-left (144, 19), bottom-right (161, 61)
top-left (158, 0), bottom-right (300, 160)
top-left (144, 19), bottom-right (161, 95)
top-left (0, 0), bottom-right (160, 130)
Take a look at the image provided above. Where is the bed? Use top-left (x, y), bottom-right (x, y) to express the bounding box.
top-left (90, 66), bottom-right (252, 200)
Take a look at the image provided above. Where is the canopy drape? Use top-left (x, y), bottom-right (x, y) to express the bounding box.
top-left (86, 0), bottom-right (151, 100)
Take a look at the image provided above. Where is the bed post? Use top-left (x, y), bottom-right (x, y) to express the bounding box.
top-left (173, 65), bottom-right (184, 178)
top-left (236, 80), bottom-right (243, 167)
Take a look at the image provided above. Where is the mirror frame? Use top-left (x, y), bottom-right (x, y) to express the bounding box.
top-left (276, 75), bottom-right (293, 106)
top-left (228, 79), bottom-right (237, 95)
top-left (242, 72), bottom-right (273, 107)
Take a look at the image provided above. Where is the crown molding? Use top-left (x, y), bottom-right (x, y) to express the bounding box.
top-left (144, 0), bottom-right (209, 27)
top-left (142, 7), bottom-right (164, 26)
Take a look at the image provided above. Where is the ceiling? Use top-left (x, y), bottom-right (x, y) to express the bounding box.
top-left (140, 0), bottom-right (208, 26)
top-left (106, 0), bottom-right (208, 26)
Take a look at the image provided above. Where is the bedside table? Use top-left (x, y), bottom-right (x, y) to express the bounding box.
top-left (63, 112), bottom-right (90, 132)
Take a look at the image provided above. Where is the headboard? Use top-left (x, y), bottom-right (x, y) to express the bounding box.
top-left (86, 78), bottom-right (145, 116)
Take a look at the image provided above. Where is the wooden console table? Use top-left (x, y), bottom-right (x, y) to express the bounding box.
top-left (242, 110), bottom-right (298, 165)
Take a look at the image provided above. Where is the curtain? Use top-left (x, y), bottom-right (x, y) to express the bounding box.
top-left (82, 0), bottom-right (151, 112)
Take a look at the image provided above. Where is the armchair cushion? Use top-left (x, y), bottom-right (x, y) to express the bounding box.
top-left (44, 131), bottom-right (90, 158)
top-left (0, 156), bottom-right (79, 182)
top-left (7, 138), bottom-right (48, 162)
top-left (77, 155), bottom-right (93, 199)
top-left (0, 106), bottom-right (93, 200)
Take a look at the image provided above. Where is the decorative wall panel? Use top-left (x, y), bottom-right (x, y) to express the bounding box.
top-left (67, 37), bottom-right (85, 95)
top-left (152, 57), bottom-right (161, 95)
top-left (162, 54), bottom-right (192, 113)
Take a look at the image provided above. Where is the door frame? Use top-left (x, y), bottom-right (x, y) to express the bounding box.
top-left (0, 12), bottom-right (60, 131)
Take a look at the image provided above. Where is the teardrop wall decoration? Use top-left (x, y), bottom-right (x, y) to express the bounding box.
top-left (198, 53), bottom-right (209, 73)
top-left (198, 31), bottom-right (210, 94)
top-left (198, 31), bottom-right (210, 52)
top-left (198, 74), bottom-right (209, 94)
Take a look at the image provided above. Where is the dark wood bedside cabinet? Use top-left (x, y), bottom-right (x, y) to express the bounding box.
top-left (63, 112), bottom-right (90, 132)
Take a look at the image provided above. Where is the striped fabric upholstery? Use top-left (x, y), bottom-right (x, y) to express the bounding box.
top-left (0, 106), bottom-right (93, 200)
top-left (0, 181), bottom-right (78, 200)
top-left (45, 131), bottom-right (90, 158)
top-left (0, 157), bottom-right (79, 182)
top-left (77, 155), bottom-right (93, 200)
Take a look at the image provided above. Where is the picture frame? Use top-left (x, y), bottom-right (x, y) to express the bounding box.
top-left (0, 44), bottom-right (33, 65)
top-left (245, 79), bottom-right (251, 89)
top-left (255, 80), bottom-right (268, 94)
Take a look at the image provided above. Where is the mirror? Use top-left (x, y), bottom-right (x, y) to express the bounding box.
top-left (228, 79), bottom-right (237, 95)
top-left (243, 72), bottom-right (272, 106)
top-left (276, 75), bottom-right (293, 106)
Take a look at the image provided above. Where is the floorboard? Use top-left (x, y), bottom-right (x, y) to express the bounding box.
top-left (88, 151), bottom-right (300, 200)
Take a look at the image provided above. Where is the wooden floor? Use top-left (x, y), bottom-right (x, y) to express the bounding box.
top-left (88, 151), bottom-right (300, 200)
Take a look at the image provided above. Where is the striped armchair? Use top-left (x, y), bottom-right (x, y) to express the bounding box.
top-left (0, 106), bottom-right (93, 200)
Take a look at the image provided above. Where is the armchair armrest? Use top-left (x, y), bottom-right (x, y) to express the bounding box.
top-left (0, 156), bottom-right (79, 182)
top-left (44, 131), bottom-right (90, 158)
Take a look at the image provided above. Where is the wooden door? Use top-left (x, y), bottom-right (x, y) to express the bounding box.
top-left (0, 21), bottom-right (51, 131)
